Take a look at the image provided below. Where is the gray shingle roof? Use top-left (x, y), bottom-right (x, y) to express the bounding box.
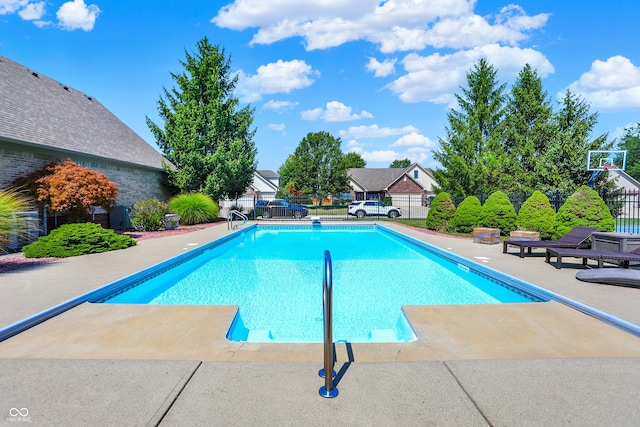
top-left (348, 167), bottom-right (410, 191)
top-left (0, 55), bottom-right (166, 170)
top-left (257, 170), bottom-right (279, 179)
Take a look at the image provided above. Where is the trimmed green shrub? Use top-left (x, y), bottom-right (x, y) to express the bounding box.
top-left (425, 192), bottom-right (455, 232)
top-left (516, 191), bottom-right (556, 239)
top-left (130, 199), bottom-right (170, 231)
top-left (478, 191), bottom-right (517, 235)
top-left (450, 196), bottom-right (481, 233)
top-left (169, 193), bottom-right (219, 225)
top-left (551, 186), bottom-right (615, 239)
top-left (23, 223), bottom-right (136, 258)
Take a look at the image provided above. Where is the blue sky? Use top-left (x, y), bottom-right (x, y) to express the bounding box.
top-left (2, 0), bottom-right (640, 172)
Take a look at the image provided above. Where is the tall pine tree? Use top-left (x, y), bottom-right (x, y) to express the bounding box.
top-left (147, 37), bottom-right (257, 199)
top-left (539, 90), bottom-right (610, 192)
top-left (502, 64), bottom-right (555, 192)
top-left (433, 58), bottom-right (506, 196)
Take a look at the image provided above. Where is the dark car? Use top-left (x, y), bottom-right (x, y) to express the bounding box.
top-left (258, 199), bottom-right (309, 219)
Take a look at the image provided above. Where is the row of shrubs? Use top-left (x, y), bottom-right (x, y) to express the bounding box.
top-left (425, 186), bottom-right (615, 239)
top-left (130, 192), bottom-right (220, 231)
top-left (22, 192), bottom-right (220, 258)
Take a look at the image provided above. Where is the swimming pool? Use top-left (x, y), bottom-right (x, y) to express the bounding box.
top-left (100, 224), bottom-right (543, 343)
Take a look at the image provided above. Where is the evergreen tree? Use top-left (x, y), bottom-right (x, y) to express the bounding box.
top-left (502, 64), bottom-right (555, 192)
top-left (147, 37), bottom-right (257, 199)
top-left (618, 123), bottom-right (640, 181)
top-left (433, 58), bottom-right (506, 196)
top-left (538, 90), bottom-right (610, 192)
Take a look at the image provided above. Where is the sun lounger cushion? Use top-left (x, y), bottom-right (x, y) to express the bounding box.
top-left (575, 269), bottom-right (640, 288)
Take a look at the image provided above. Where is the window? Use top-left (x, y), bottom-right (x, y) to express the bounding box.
top-left (413, 170), bottom-right (419, 179)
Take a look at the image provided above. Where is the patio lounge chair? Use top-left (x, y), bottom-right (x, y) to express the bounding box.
top-left (545, 246), bottom-right (640, 269)
top-left (502, 226), bottom-right (598, 258)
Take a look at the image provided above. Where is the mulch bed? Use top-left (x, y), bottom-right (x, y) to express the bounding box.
top-left (0, 222), bottom-right (222, 274)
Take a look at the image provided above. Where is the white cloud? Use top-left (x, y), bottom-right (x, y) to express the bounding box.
top-left (366, 57), bottom-right (396, 77)
top-left (57, 0), bottom-right (100, 31)
top-left (17, 1), bottom-right (43, 20)
top-left (0, 0), bottom-right (28, 15)
top-left (302, 101), bottom-right (373, 122)
top-left (563, 56), bottom-right (640, 110)
top-left (340, 124), bottom-right (418, 139)
top-left (345, 129), bottom-right (433, 166)
top-left (357, 148), bottom-right (400, 164)
top-left (263, 100), bottom-right (299, 111)
top-left (212, 0), bottom-right (549, 53)
top-left (268, 123), bottom-right (286, 135)
top-left (387, 44), bottom-right (554, 104)
top-left (300, 107), bottom-right (323, 121)
top-left (391, 132), bottom-right (435, 147)
top-left (237, 59), bottom-right (318, 102)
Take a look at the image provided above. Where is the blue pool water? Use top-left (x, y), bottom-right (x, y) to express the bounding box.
top-left (101, 224), bottom-right (541, 343)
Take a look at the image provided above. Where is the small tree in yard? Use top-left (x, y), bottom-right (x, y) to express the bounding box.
top-left (516, 191), bottom-right (556, 239)
top-left (29, 159), bottom-right (118, 222)
top-left (551, 186), bottom-right (614, 239)
top-left (450, 196), bottom-right (481, 233)
top-left (478, 191), bottom-right (517, 235)
top-left (425, 192), bottom-right (455, 233)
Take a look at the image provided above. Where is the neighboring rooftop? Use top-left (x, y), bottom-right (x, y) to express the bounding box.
top-left (0, 55), bottom-right (166, 170)
top-left (348, 167), bottom-right (411, 191)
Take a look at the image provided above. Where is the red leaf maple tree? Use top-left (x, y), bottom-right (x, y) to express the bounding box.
top-left (35, 159), bottom-right (118, 221)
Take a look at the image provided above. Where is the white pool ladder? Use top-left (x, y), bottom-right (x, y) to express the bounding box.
top-left (318, 250), bottom-right (338, 398)
top-left (227, 210), bottom-right (248, 230)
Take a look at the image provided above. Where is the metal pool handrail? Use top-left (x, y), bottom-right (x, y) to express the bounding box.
top-left (227, 210), bottom-right (248, 230)
top-left (319, 249), bottom-right (338, 398)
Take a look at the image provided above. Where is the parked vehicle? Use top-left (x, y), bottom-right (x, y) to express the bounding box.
top-left (259, 199), bottom-right (309, 219)
top-left (348, 200), bottom-right (402, 219)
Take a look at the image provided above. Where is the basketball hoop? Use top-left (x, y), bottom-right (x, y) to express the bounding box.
top-left (603, 165), bottom-right (618, 171)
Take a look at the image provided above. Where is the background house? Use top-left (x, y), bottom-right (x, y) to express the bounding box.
top-left (348, 163), bottom-right (436, 206)
top-left (0, 55), bottom-right (170, 229)
top-left (219, 170), bottom-right (280, 215)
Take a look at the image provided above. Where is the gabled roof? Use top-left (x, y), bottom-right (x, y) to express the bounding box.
top-left (609, 169), bottom-right (640, 191)
top-left (348, 167), bottom-right (410, 191)
top-left (0, 55), bottom-right (167, 170)
top-left (257, 170), bottom-right (279, 180)
top-left (251, 170), bottom-right (279, 192)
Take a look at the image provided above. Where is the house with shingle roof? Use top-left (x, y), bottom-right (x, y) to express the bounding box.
top-left (0, 55), bottom-right (170, 216)
top-left (348, 163), bottom-right (436, 207)
top-left (220, 170), bottom-right (280, 213)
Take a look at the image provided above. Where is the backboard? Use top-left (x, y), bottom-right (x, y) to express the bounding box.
top-left (586, 150), bottom-right (627, 171)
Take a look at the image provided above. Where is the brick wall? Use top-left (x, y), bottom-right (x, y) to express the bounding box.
top-left (388, 175), bottom-right (423, 193)
top-left (1, 141), bottom-right (170, 208)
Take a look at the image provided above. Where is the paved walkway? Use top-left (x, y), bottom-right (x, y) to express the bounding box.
top-left (1, 221), bottom-right (639, 425)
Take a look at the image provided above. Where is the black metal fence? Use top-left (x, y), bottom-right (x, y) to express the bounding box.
top-left (220, 194), bottom-right (431, 221)
top-left (220, 190), bottom-right (640, 233)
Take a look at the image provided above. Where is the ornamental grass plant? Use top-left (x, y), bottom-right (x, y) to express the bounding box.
top-left (0, 188), bottom-right (33, 252)
top-left (168, 193), bottom-right (219, 225)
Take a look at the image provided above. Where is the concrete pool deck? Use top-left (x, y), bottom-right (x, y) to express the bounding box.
top-left (1, 221), bottom-right (639, 425)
